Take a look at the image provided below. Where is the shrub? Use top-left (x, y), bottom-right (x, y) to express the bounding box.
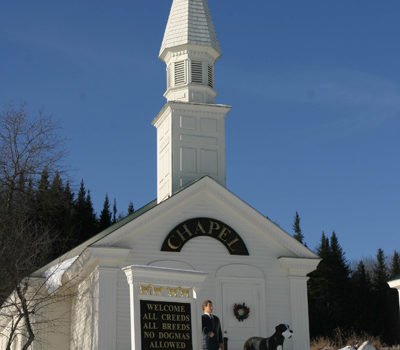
top-left (310, 328), bottom-right (385, 349)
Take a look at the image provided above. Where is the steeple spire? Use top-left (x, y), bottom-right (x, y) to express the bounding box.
top-left (159, 0), bottom-right (221, 60)
top-left (154, 0), bottom-right (231, 203)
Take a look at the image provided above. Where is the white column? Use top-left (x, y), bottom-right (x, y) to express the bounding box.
top-left (278, 257), bottom-right (321, 350)
top-left (97, 267), bottom-right (118, 350)
top-left (388, 278), bottom-right (400, 319)
top-left (123, 265), bottom-right (207, 350)
top-left (124, 268), bottom-right (140, 350)
top-left (288, 276), bottom-right (311, 350)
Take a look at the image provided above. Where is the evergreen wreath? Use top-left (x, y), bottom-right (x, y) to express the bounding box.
top-left (233, 303), bottom-right (250, 321)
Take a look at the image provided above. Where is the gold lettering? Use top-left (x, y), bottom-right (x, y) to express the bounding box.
top-left (143, 313), bottom-right (157, 321)
top-left (161, 323), bottom-right (191, 331)
top-left (227, 237), bottom-right (240, 251)
top-left (149, 340), bottom-right (188, 349)
top-left (161, 313), bottom-right (171, 321)
top-left (143, 322), bottom-right (157, 330)
top-left (167, 235), bottom-right (181, 250)
top-left (167, 287), bottom-right (179, 297)
top-left (179, 287), bottom-right (190, 298)
top-left (139, 283), bottom-right (153, 295)
top-left (175, 224), bottom-right (193, 241)
top-left (217, 226), bottom-right (231, 241)
top-left (158, 332), bottom-right (190, 340)
top-left (153, 286), bottom-right (164, 296)
top-left (208, 221), bottom-right (220, 235)
top-left (194, 221), bottom-right (206, 234)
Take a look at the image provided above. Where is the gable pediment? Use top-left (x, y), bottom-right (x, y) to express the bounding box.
top-left (93, 177), bottom-right (318, 261)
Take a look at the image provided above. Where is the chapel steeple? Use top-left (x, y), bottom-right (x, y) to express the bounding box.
top-left (159, 0), bottom-right (221, 104)
top-left (153, 0), bottom-right (231, 203)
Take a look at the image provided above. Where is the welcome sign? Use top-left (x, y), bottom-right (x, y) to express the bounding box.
top-left (140, 300), bottom-right (192, 349)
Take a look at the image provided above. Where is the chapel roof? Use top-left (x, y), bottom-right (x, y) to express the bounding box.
top-left (159, 0), bottom-right (221, 58)
top-left (34, 177), bottom-right (319, 277)
top-left (389, 274), bottom-right (400, 282)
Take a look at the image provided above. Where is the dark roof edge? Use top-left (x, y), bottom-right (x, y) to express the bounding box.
top-left (389, 274), bottom-right (400, 282)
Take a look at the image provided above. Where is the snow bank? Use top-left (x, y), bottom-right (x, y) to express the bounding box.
top-left (44, 256), bottom-right (78, 294)
top-left (358, 342), bottom-right (376, 350)
top-left (338, 342), bottom-right (376, 350)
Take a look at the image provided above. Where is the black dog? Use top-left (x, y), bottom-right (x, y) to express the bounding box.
top-left (244, 324), bottom-right (293, 350)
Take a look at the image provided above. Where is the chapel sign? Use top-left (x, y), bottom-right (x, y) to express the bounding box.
top-left (140, 300), bottom-right (192, 349)
top-left (161, 218), bottom-right (249, 255)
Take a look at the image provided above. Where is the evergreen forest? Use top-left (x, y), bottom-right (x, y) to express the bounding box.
top-left (293, 214), bottom-right (400, 346)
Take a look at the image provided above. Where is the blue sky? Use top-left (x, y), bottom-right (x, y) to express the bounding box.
top-left (1, 0), bottom-right (399, 263)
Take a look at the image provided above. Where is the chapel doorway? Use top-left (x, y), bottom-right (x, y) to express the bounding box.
top-left (216, 267), bottom-right (266, 350)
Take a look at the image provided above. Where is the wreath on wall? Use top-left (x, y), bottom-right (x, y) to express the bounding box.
top-left (233, 303), bottom-right (250, 321)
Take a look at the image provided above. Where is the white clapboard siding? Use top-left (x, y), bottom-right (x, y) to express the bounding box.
top-left (116, 270), bottom-right (131, 350)
top-left (64, 178), bottom-right (318, 350)
top-left (70, 270), bottom-right (99, 350)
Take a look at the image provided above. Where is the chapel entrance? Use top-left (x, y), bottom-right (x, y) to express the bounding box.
top-left (217, 276), bottom-right (266, 350)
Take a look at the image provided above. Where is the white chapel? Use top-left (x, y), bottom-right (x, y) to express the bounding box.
top-left (0, 0), bottom-right (321, 349)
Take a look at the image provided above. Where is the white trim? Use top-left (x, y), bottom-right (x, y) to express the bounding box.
top-left (97, 177), bottom-right (319, 262)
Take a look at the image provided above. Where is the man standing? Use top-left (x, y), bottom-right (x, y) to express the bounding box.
top-left (202, 300), bottom-right (224, 350)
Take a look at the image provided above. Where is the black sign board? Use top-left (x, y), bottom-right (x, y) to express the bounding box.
top-left (140, 300), bottom-right (192, 350)
top-left (161, 217), bottom-right (249, 255)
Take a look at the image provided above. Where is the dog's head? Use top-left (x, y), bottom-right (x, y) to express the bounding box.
top-left (275, 324), bottom-right (293, 339)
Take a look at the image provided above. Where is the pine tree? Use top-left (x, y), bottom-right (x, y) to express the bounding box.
top-left (328, 232), bottom-right (351, 330)
top-left (308, 232), bottom-right (352, 337)
top-left (389, 251), bottom-right (400, 278)
top-left (63, 181), bottom-right (75, 234)
top-left (47, 172), bottom-right (74, 256)
top-left (99, 194), bottom-right (112, 231)
top-left (351, 261), bottom-right (374, 334)
top-left (48, 172), bottom-right (65, 225)
top-left (84, 190), bottom-right (98, 235)
top-left (64, 182), bottom-right (74, 209)
top-left (112, 198), bottom-right (117, 224)
top-left (35, 168), bottom-right (52, 225)
top-left (72, 180), bottom-right (97, 245)
top-left (373, 248), bottom-right (388, 289)
top-left (308, 232), bottom-right (332, 337)
top-left (38, 168), bottom-right (50, 193)
top-left (353, 261), bottom-right (371, 288)
top-left (128, 201), bottom-right (134, 215)
top-left (292, 211), bottom-right (304, 244)
top-left (330, 232), bottom-right (350, 276)
top-left (370, 248), bottom-right (398, 344)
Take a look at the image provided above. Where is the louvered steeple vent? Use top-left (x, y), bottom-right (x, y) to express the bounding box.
top-left (154, 0), bottom-right (231, 203)
top-left (159, 0), bottom-right (221, 104)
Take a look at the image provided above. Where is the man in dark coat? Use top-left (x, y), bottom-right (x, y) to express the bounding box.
top-left (202, 300), bottom-right (224, 350)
